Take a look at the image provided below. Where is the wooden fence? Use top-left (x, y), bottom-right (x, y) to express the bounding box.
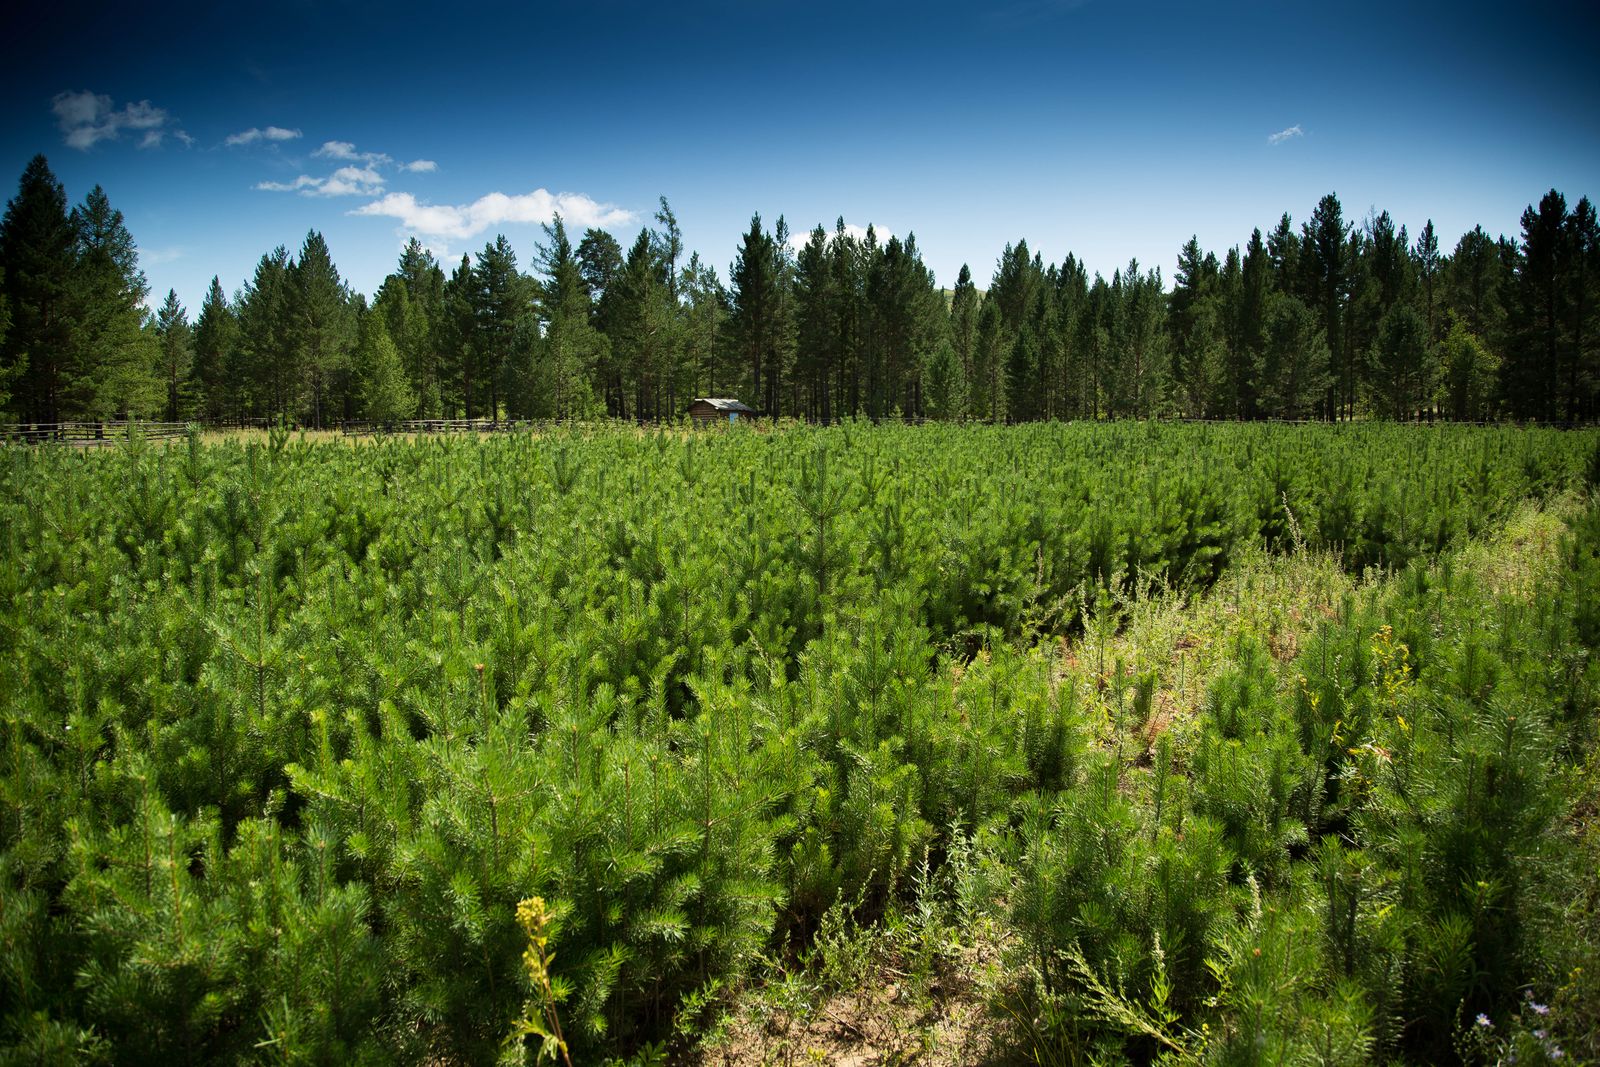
top-left (1, 421), bottom-right (190, 446)
top-left (340, 418), bottom-right (542, 436)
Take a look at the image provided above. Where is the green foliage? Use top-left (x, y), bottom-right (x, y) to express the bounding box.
top-left (355, 314), bottom-right (415, 425)
top-left (0, 423), bottom-right (1596, 1064)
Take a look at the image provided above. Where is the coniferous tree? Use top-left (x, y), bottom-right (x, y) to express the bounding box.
top-left (577, 228), bottom-right (625, 412)
top-left (1505, 190), bottom-right (1568, 421)
top-left (1267, 212), bottom-right (1300, 292)
top-left (1416, 219), bottom-right (1442, 344)
top-left (0, 156), bottom-right (76, 422)
top-left (1170, 237), bottom-right (1223, 416)
top-left (949, 265), bottom-right (979, 420)
top-left (470, 234), bottom-right (527, 420)
top-left (1233, 229), bottom-right (1271, 418)
top-left (729, 214), bottom-right (779, 412)
top-left (1302, 194), bottom-right (1351, 418)
top-left (192, 276), bottom-right (237, 422)
top-left (289, 231), bottom-right (352, 427)
top-left (440, 255), bottom-right (476, 417)
top-left (154, 289), bottom-right (193, 421)
top-left (68, 185), bottom-right (159, 418)
top-left (1438, 320), bottom-right (1499, 421)
top-left (1260, 292), bottom-right (1331, 418)
top-left (652, 197), bottom-right (683, 302)
top-left (0, 270), bottom-right (11, 412)
top-left (830, 220), bottom-right (867, 415)
top-left (384, 239), bottom-right (447, 417)
top-left (923, 337), bottom-right (958, 419)
top-left (1447, 225), bottom-right (1505, 341)
top-left (1053, 255), bottom-right (1089, 417)
top-left (1370, 303), bottom-right (1430, 419)
top-left (356, 314), bottom-right (414, 424)
top-left (612, 229), bottom-right (678, 419)
top-left (1109, 260), bottom-right (1167, 417)
top-left (534, 216), bottom-right (605, 419)
top-left (794, 226), bottom-right (836, 421)
top-left (865, 233), bottom-right (938, 417)
top-left (237, 247), bottom-right (295, 421)
top-left (1566, 196), bottom-right (1598, 423)
top-left (680, 253), bottom-right (728, 399)
top-left (973, 297), bottom-right (1005, 421)
top-left (770, 216), bottom-right (798, 415)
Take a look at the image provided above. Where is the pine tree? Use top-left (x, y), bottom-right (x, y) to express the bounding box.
top-left (830, 220), bottom-right (867, 416)
top-left (769, 217), bottom-right (798, 415)
top-left (1447, 225), bottom-right (1504, 340)
top-left (471, 235), bottom-right (526, 420)
top-left (237, 247), bottom-right (294, 422)
top-left (1302, 194), bottom-right (1351, 418)
top-left (948, 266), bottom-right (979, 420)
top-left (1416, 220), bottom-right (1442, 344)
top-left (1260, 292), bottom-right (1331, 418)
top-left (1267, 212), bottom-right (1299, 294)
top-left (1170, 236), bottom-right (1221, 416)
top-left (1054, 255), bottom-right (1089, 417)
top-left (1566, 196), bottom-right (1597, 423)
top-left (154, 289), bottom-right (193, 421)
top-left (1234, 229), bottom-right (1270, 418)
top-left (1505, 190), bottom-right (1568, 421)
top-left (1370, 303), bottom-right (1430, 419)
top-left (730, 214), bottom-right (778, 413)
top-left (652, 197), bottom-right (683, 302)
top-left (192, 277), bottom-right (237, 422)
top-left (289, 231), bottom-right (352, 427)
top-left (68, 185), bottom-right (160, 418)
top-left (530, 216), bottom-right (603, 419)
top-left (0, 270), bottom-right (11, 412)
top-left (978, 296), bottom-right (1010, 421)
top-left (373, 282), bottom-right (428, 415)
top-left (576, 228), bottom-right (626, 413)
top-left (923, 338), bottom-right (958, 419)
top-left (440, 255), bottom-right (476, 417)
top-left (794, 226), bottom-right (836, 421)
top-left (386, 239), bottom-right (447, 416)
top-left (356, 314), bottom-right (414, 424)
top-left (1438, 320), bottom-right (1499, 421)
top-left (0, 156), bottom-right (75, 423)
top-left (680, 253), bottom-right (727, 400)
top-left (612, 229), bottom-right (678, 420)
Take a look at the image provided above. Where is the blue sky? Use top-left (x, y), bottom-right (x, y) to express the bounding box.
top-left (3, 0), bottom-right (1597, 312)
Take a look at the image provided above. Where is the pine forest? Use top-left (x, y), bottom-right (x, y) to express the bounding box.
top-left (3, 154), bottom-right (1600, 1066)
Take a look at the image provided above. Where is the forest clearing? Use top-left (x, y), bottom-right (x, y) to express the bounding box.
top-left (3, 420), bottom-right (1599, 1064)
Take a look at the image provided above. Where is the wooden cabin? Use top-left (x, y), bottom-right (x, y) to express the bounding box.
top-left (687, 398), bottom-right (758, 424)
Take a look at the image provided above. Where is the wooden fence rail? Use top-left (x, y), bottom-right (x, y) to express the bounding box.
top-left (1, 421), bottom-right (190, 446)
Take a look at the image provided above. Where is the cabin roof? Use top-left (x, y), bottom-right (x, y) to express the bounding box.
top-left (691, 398), bottom-right (757, 414)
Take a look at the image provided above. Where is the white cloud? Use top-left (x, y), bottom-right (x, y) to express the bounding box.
top-left (225, 125), bottom-right (302, 146)
top-left (314, 140), bottom-right (392, 166)
top-left (53, 90), bottom-right (188, 150)
top-left (786, 222), bottom-right (891, 254)
top-left (258, 165), bottom-right (387, 197)
top-left (352, 189), bottom-right (636, 241)
top-left (402, 159), bottom-right (437, 173)
top-left (1267, 124), bottom-right (1304, 146)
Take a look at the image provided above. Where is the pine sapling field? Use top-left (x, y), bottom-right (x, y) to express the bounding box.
top-left (2, 421), bottom-right (1599, 1065)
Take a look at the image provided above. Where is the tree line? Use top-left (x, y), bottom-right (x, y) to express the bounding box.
top-left (1, 152), bottom-right (1595, 426)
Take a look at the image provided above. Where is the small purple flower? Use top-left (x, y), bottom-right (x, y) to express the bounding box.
top-left (1549, 1048), bottom-right (1563, 1061)
top-left (1533, 1029), bottom-right (1548, 1040)
top-left (1476, 1013), bottom-right (1493, 1028)
top-left (1531, 1002), bottom-right (1550, 1016)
